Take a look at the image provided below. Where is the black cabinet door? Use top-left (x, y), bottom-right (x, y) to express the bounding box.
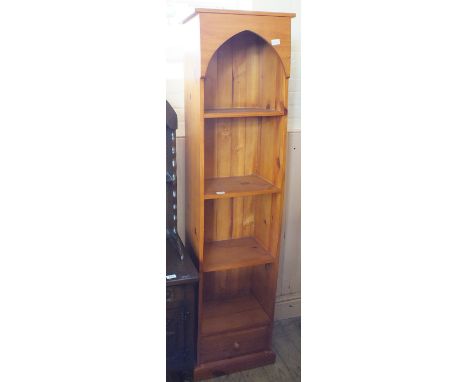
top-left (166, 306), bottom-right (185, 364)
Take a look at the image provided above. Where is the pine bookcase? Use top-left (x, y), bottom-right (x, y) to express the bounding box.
top-left (183, 8), bottom-right (295, 380)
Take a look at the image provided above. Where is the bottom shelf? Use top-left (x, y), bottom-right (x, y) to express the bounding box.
top-left (201, 294), bottom-right (270, 337)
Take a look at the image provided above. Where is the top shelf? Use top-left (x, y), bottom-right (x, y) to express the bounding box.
top-left (204, 108), bottom-right (285, 119)
top-left (183, 8), bottom-right (296, 24)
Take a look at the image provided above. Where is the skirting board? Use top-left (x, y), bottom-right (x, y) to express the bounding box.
top-left (274, 294), bottom-right (301, 320)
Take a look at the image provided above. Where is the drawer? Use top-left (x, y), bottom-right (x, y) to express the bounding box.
top-left (199, 326), bottom-right (269, 363)
top-left (166, 286), bottom-right (184, 309)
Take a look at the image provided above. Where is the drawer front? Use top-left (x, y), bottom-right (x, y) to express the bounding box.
top-left (199, 326), bottom-right (269, 363)
top-left (166, 286), bottom-right (184, 309)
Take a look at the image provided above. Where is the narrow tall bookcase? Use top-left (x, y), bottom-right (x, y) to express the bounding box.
top-left (183, 9), bottom-right (295, 380)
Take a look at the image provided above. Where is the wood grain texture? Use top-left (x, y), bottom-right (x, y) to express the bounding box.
top-left (203, 50), bottom-right (217, 110)
top-left (193, 12), bottom-right (294, 78)
top-left (256, 118), bottom-right (282, 186)
top-left (204, 197), bottom-right (257, 243)
top-left (184, 11), bottom-right (293, 376)
top-left (201, 294), bottom-right (270, 336)
top-left (203, 268), bottom-right (252, 301)
top-left (194, 351), bottom-right (276, 381)
top-left (241, 196), bottom-right (255, 238)
top-left (204, 108), bottom-right (284, 119)
top-left (203, 237), bottom-right (274, 272)
top-left (253, 194), bottom-right (273, 252)
top-left (195, 318), bottom-right (301, 382)
top-left (183, 15), bottom-right (205, 363)
top-left (205, 175), bottom-right (279, 200)
top-left (204, 118), bottom-right (255, 180)
top-left (184, 14), bottom-right (204, 261)
top-left (251, 262), bottom-right (278, 321)
top-left (204, 31), bottom-right (286, 110)
top-left (183, 8), bottom-right (295, 24)
top-left (244, 119), bottom-right (260, 174)
top-left (203, 119), bottom-right (215, 180)
top-left (199, 326), bottom-right (269, 363)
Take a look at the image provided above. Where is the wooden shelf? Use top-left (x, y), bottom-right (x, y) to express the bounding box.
top-left (204, 108), bottom-right (284, 119)
top-left (205, 175), bottom-right (279, 200)
top-left (203, 237), bottom-right (273, 272)
top-left (184, 9), bottom-right (296, 24)
top-left (201, 294), bottom-right (270, 336)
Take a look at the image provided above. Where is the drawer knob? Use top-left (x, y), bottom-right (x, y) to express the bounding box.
top-left (233, 341), bottom-right (240, 350)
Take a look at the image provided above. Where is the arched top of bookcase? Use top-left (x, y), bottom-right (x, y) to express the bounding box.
top-left (204, 30), bottom-right (287, 113)
top-left (189, 10), bottom-right (293, 78)
top-left (204, 29), bottom-right (287, 79)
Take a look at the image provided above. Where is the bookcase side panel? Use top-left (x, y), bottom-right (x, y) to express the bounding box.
top-left (184, 16), bottom-right (204, 262)
top-left (184, 15), bottom-right (205, 365)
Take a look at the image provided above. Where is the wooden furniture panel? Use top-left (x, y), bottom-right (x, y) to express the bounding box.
top-left (199, 326), bottom-right (269, 363)
top-left (183, 10), bottom-right (294, 78)
top-left (254, 193), bottom-right (273, 251)
top-left (184, 14), bottom-right (204, 262)
top-left (204, 118), bottom-right (258, 179)
top-left (255, 116), bottom-right (288, 188)
top-left (251, 263), bottom-right (278, 319)
top-left (203, 237), bottom-right (274, 272)
top-left (203, 268), bottom-right (253, 301)
top-left (204, 117), bottom-right (282, 204)
top-left (205, 175), bottom-right (279, 200)
top-left (241, 196), bottom-right (256, 238)
top-left (201, 295), bottom-right (270, 336)
top-left (245, 118), bottom-right (260, 174)
top-left (214, 198), bottom-right (232, 241)
top-left (184, 9), bottom-right (294, 379)
top-left (204, 31), bottom-right (286, 112)
top-left (204, 108), bottom-right (284, 119)
top-left (204, 194), bottom-right (279, 249)
top-left (184, 8), bottom-right (295, 20)
top-left (194, 351), bottom-right (276, 380)
top-left (204, 197), bottom-right (255, 243)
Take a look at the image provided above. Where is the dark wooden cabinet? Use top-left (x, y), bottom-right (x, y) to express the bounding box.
top-left (166, 236), bottom-right (198, 371)
top-left (166, 101), bottom-right (198, 380)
